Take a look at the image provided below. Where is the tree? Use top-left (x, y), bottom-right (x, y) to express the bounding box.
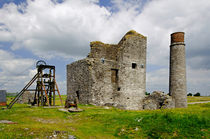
top-left (187, 93), bottom-right (192, 96)
top-left (194, 92), bottom-right (200, 96)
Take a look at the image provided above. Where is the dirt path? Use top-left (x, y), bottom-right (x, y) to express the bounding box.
top-left (188, 101), bottom-right (210, 104)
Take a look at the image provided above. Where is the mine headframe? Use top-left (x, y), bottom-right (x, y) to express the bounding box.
top-left (34, 60), bottom-right (57, 106)
top-left (7, 60), bottom-right (63, 109)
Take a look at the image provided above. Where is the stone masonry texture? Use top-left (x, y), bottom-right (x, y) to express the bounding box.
top-left (0, 90), bottom-right (7, 106)
top-left (67, 30), bottom-right (147, 110)
top-left (143, 91), bottom-right (175, 110)
top-left (169, 32), bottom-right (187, 108)
top-left (17, 91), bottom-right (35, 104)
top-left (67, 30), bottom-right (187, 110)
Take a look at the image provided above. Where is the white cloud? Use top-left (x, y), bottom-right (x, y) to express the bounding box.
top-left (187, 67), bottom-right (210, 95)
top-left (146, 68), bottom-right (169, 93)
top-left (132, 0), bottom-right (210, 67)
top-left (0, 0), bottom-right (210, 95)
top-left (56, 80), bottom-right (66, 95)
top-left (146, 66), bottom-right (210, 96)
top-left (0, 49), bottom-right (36, 92)
top-left (0, 0), bottom-right (142, 59)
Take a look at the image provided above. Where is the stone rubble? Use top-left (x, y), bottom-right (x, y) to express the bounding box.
top-left (143, 91), bottom-right (175, 110)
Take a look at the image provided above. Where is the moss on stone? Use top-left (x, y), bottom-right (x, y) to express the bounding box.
top-left (90, 41), bottom-right (117, 48)
top-left (90, 41), bottom-right (105, 46)
top-left (124, 30), bottom-right (146, 39)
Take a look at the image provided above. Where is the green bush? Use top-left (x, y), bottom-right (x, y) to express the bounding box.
top-left (187, 93), bottom-right (193, 96)
top-left (194, 92), bottom-right (201, 96)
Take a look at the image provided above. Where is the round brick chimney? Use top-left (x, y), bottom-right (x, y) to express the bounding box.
top-left (169, 32), bottom-right (187, 108)
top-left (171, 32), bottom-right (185, 44)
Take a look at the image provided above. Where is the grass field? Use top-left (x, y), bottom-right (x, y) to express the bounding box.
top-left (187, 96), bottom-right (210, 103)
top-left (0, 96), bottom-right (209, 138)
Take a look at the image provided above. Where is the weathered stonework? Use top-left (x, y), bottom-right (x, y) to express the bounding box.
top-left (67, 30), bottom-right (147, 110)
top-left (17, 91), bottom-right (34, 104)
top-left (143, 91), bottom-right (175, 110)
top-left (169, 32), bottom-right (187, 108)
top-left (67, 30), bottom-right (188, 110)
top-left (0, 90), bottom-right (6, 106)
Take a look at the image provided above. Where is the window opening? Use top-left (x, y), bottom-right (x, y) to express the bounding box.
top-left (76, 91), bottom-right (80, 100)
top-left (132, 63), bottom-right (137, 69)
top-left (111, 69), bottom-right (118, 83)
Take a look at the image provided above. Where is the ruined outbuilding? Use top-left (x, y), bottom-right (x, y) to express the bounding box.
top-left (17, 91), bottom-right (34, 104)
top-left (0, 90), bottom-right (7, 106)
top-left (67, 30), bottom-right (147, 110)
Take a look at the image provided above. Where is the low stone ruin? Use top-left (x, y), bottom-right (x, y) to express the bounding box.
top-left (0, 90), bottom-right (7, 106)
top-left (143, 91), bottom-right (175, 110)
top-left (17, 91), bottom-right (34, 104)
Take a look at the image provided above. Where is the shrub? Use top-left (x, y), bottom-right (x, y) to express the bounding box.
top-left (187, 93), bottom-right (193, 96)
top-left (194, 92), bottom-right (201, 96)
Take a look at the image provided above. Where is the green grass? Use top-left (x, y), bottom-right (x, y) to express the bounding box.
top-left (6, 95), bottom-right (67, 106)
top-left (187, 96), bottom-right (210, 103)
top-left (0, 96), bottom-right (209, 138)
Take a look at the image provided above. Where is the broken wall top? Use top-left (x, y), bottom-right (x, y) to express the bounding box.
top-left (88, 41), bottom-right (119, 60)
top-left (87, 30), bottom-right (146, 61)
top-left (120, 30), bottom-right (146, 41)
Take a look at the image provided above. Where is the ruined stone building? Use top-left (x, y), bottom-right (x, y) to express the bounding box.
top-left (67, 30), bottom-right (187, 110)
top-left (0, 90), bottom-right (7, 106)
top-left (17, 91), bottom-right (34, 104)
top-left (67, 30), bottom-right (147, 110)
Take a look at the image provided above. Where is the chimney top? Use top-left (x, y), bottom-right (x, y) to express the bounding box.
top-left (171, 32), bottom-right (184, 44)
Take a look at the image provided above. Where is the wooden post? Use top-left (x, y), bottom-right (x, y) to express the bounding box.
top-left (53, 69), bottom-right (56, 106)
top-left (40, 70), bottom-right (44, 106)
top-left (49, 69), bottom-right (52, 106)
top-left (42, 81), bottom-right (50, 106)
top-left (55, 79), bottom-right (63, 106)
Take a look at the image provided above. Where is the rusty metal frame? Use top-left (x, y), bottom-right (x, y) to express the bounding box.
top-left (7, 60), bottom-right (63, 108)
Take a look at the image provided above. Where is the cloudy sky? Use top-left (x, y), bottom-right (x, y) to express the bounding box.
top-left (0, 0), bottom-right (209, 96)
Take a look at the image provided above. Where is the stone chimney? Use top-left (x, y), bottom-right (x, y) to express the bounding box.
top-left (169, 32), bottom-right (187, 108)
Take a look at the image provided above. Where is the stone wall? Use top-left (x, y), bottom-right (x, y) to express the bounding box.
top-left (88, 41), bottom-right (119, 61)
top-left (17, 91), bottom-right (34, 104)
top-left (67, 59), bottom-right (93, 104)
top-left (0, 90), bottom-right (6, 106)
top-left (116, 31), bottom-right (147, 110)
